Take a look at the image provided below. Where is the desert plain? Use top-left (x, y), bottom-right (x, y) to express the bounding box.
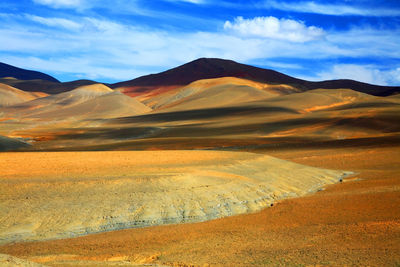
top-left (0, 58), bottom-right (399, 266)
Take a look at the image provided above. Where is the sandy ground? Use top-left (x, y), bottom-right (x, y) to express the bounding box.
top-left (0, 146), bottom-right (399, 266)
top-left (0, 151), bottom-right (346, 245)
top-left (0, 253), bottom-right (47, 266)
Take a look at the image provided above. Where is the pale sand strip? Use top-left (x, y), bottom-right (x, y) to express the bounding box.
top-left (0, 253), bottom-right (47, 266)
top-left (0, 151), bottom-right (350, 244)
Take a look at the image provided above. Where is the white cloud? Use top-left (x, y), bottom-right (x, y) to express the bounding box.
top-left (326, 28), bottom-right (400, 59)
top-left (171, 0), bottom-right (204, 3)
top-left (33, 0), bottom-right (83, 9)
top-left (24, 15), bottom-right (132, 33)
top-left (224, 16), bottom-right (325, 42)
top-left (83, 17), bottom-right (125, 33)
top-left (25, 14), bottom-right (81, 30)
top-left (266, 1), bottom-right (400, 17)
top-left (312, 64), bottom-right (400, 86)
top-left (260, 61), bottom-right (303, 70)
top-left (0, 28), bottom-right (73, 53)
top-left (387, 68), bottom-right (400, 85)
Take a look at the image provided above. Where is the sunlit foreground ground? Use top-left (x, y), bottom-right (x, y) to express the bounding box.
top-left (0, 150), bottom-right (346, 244)
top-left (1, 147), bottom-right (399, 266)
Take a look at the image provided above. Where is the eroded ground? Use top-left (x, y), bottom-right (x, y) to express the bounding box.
top-left (0, 150), bottom-right (346, 245)
top-left (1, 146), bottom-right (399, 266)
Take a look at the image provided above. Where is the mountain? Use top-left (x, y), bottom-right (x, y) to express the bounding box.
top-left (1, 62), bottom-right (398, 151)
top-left (112, 58), bottom-right (301, 88)
top-left (0, 135), bottom-right (30, 151)
top-left (0, 78), bottom-right (98, 94)
top-left (2, 58), bottom-right (399, 97)
top-left (0, 62), bottom-right (60, 82)
top-left (111, 58), bottom-right (302, 96)
top-left (302, 79), bottom-right (400, 97)
top-left (111, 58), bottom-right (400, 97)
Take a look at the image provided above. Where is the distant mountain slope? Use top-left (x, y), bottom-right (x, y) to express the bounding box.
top-left (0, 78), bottom-right (98, 94)
top-left (2, 59), bottom-right (399, 97)
top-left (3, 84), bottom-right (115, 117)
top-left (0, 135), bottom-right (30, 151)
top-left (302, 79), bottom-right (400, 97)
top-left (111, 58), bottom-right (400, 97)
top-left (143, 77), bottom-right (300, 111)
top-left (0, 83), bottom-right (45, 107)
top-left (0, 62), bottom-right (60, 82)
top-left (2, 83), bottom-right (151, 120)
top-left (111, 58), bottom-right (302, 95)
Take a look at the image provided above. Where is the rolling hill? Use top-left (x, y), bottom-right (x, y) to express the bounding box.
top-left (141, 77), bottom-right (299, 111)
top-left (1, 83), bottom-right (151, 120)
top-left (0, 58), bottom-right (399, 151)
top-left (0, 83), bottom-right (47, 107)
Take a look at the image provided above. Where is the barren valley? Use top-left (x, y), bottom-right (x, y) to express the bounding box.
top-left (0, 58), bottom-right (399, 266)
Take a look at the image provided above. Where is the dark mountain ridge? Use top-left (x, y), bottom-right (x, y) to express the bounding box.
top-left (111, 58), bottom-right (400, 96)
top-left (0, 62), bottom-right (60, 83)
top-left (112, 58), bottom-right (301, 87)
top-left (0, 78), bottom-right (99, 94)
top-left (1, 59), bottom-right (399, 96)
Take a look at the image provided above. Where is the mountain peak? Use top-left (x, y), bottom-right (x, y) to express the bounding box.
top-left (189, 57), bottom-right (236, 64)
top-left (111, 57), bottom-right (299, 89)
top-left (111, 58), bottom-right (400, 96)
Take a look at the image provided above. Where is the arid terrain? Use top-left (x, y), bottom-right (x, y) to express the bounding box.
top-left (0, 150), bottom-right (349, 245)
top-left (0, 146), bottom-right (399, 266)
top-left (0, 58), bottom-right (399, 266)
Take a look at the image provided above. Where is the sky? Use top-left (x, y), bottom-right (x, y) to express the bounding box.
top-left (1, 0), bottom-right (400, 85)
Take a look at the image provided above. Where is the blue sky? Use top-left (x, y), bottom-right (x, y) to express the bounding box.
top-left (1, 0), bottom-right (400, 85)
